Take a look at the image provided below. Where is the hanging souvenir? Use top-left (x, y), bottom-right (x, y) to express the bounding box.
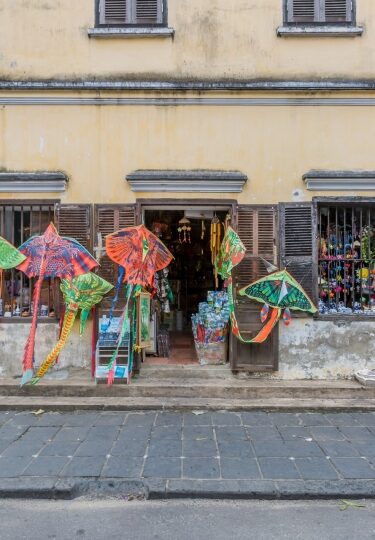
top-left (210, 216), bottom-right (221, 289)
top-left (178, 217), bottom-right (191, 243)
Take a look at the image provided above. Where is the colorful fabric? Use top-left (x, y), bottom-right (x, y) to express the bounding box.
top-left (106, 225), bottom-right (173, 287)
top-left (17, 223), bottom-right (99, 385)
top-left (32, 272), bottom-right (113, 383)
top-left (0, 236), bottom-right (26, 270)
top-left (239, 270), bottom-right (317, 314)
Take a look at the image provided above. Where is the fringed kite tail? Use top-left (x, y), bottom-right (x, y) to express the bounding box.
top-left (251, 308), bottom-right (281, 343)
top-left (34, 310), bottom-right (76, 382)
top-left (21, 258), bottom-right (47, 385)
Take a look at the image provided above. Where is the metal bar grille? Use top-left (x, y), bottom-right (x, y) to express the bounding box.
top-left (0, 204), bottom-right (55, 319)
top-left (318, 204), bottom-right (375, 315)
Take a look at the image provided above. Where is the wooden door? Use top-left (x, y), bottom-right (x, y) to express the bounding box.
top-left (230, 205), bottom-right (279, 372)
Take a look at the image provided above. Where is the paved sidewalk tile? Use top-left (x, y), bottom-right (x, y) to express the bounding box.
top-left (0, 456), bottom-right (32, 477)
top-left (1, 439), bottom-right (45, 457)
top-left (21, 427), bottom-right (59, 442)
top-left (155, 413), bottom-right (183, 427)
top-left (183, 458), bottom-right (220, 479)
top-left (39, 441), bottom-right (80, 457)
top-left (94, 413), bottom-right (126, 426)
top-left (53, 427), bottom-right (90, 442)
top-left (217, 440), bottom-right (254, 458)
top-left (111, 438), bottom-right (148, 457)
top-left (339, 426), bottom-right (375, 441)
top-left (118, 426), bottom-right (152, 442)
top-left (60, 456), bottom-right (105, 477)
top-left (75, 439), bottom-right (114, 457)
top-left (183, 426), bottom-right (214, 440)
top-left (215, 427), bottom-right (247, 441)
top-left (62, 413), bottom-right (99, 427)
top-left (143, 457), bottom-right (181, 478)
top-left (278, 427), bottom-right (311, 441)
top-left (241, 412), bottom-right (273, 426)
top-left (294, 458), bottom-right (339, 480)
top-left (252, 440), bottom-right (290, 458)
top-left (325, 413), bottom-right (360, 426)
top-left (0, 424), bottom-right (28, 441)
top-left (258, 458), bottom-right (300, 480)
top-left (269, 413), bottom-right (301, 427)
top-left (317, 440), bottom-right (360, 458)
top-left (124, 413), bottom-right (156, 428)
top-left (23, 456), bottom-right (68, 476)
top-left (331, 458), bottom-right (375, 479)
top-left (246, 427), bottom-right (283, 441)
top-left (148, 439), bottom-right (182, 458)
top-left (309, 426), bottom-right (346, 441)
top-left (351, 412), bottom-right (375, 426)
top-left (183, 413), bottom-right (212, 426)
top-left (351, 440), bottom-right (375, 456)
top-left (151, 426), bottom-right (181, 440)
top-left (8, 413), bottom-right (40, 427)
top-left (284, 440), bottom-right (324, 458)
top-left (0, 412), bottom-right (15, 425)
top-left (298, 413), bottom-right (331, 426)
top-left (220, 458), bottom-right (260, 479)
top-left (183, 439), bottom-right (218, 457)
top-left (35, 413), bottom-right (66, 427)
top-left (211, 412), bottom-right (241, 426)
top-left (101, 457), bottom-right (143, 478)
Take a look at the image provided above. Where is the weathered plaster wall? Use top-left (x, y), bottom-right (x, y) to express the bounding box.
top-left (0, 0), bottom-right (372, 80)
top-left (1, 100), bottom-right (375, 205)
top-left (0, 320), bottom-right (93, 378)
top-left (278, 318), bottom-right (375, 379)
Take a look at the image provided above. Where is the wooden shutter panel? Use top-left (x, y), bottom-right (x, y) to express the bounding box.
top-left (100, 0), bottom-right (127, 24)
top-left (95, 204), bottom-right (136, 285)
top-left (287, 0), bottom-right (317, 23)
top-left (134, 0), bottom-right (162, 24)
top-left (235, 205), bottom-right (276, 295)
top-left (279, 202), bottom-right (315, 303)
top-left (324, 0), bottom-right (352, 22)
top-left (56, 204), bottom-right (92, 251)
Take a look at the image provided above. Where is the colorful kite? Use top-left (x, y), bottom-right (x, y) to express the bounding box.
top-left (32, 272), bottom-right (113, 383)
top-left (105, 224), bottom-right (173, 384)
top-left (0, 235), bottom-right (27, 294)
top-left (17, 223), bottom-right (98, 385)
top-left (215, 227), bottom-right (317, 344)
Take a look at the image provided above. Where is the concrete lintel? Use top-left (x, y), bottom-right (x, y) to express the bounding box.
top-left (88, 27), bottom-right (174, 38)
top-left (0, 172), bottom-right (68, 193)
top-left (277, 25), bottom-right (364, 37)
top-left (126, 170), bottom-right (248, 193)
top-left (303, 170), bottom-right (375, 191)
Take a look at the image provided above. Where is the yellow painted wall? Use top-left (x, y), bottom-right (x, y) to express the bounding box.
top-left (1, 96), bottom-right (375, 204)
top-left (0, 0), bottom-right (373, 80)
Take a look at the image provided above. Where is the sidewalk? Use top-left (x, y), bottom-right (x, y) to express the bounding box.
top-left (1, 409), bottom-right (375, 499)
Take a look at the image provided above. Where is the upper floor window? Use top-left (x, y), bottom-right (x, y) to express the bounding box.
top-left (285, 0), bottom-right (354, 25)
top-left (98, 0), bottom-right (165, 26)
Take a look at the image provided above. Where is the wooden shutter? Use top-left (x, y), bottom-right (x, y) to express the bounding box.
top-left (134, 0), bottom-right (162, 24)
top-left (287, 0), bottom-right (352, 23)
top-left (324, 0), bottom-right (352, 22)
top-left (229, 205), bottom-right (278, 373)
top-left (94, 204), bottom-right (136, 285)
top-left (100, 0), bottom-right (127, 24)
top-left (279, 203), bottom-right (315, 305)
top-left (55, 204), bottom-right (92, 251)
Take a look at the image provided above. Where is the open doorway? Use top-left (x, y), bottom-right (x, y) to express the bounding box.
top-left (143, 206), bottom-right (230, 365)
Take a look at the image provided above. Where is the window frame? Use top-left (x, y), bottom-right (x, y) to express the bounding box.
top-left (0, 199), bottom-right (60, 323)
top-left (95, 0), bottom-right (168, 28)
top-left (283, 0), bottom-right (356, 27)
top-left (312, 196), bottom-right (375, 321)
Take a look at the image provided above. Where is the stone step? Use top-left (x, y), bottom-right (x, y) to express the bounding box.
top-left (0, 378), bottom-right (373, 399)
top-left (0, 395), bottom-right (375, 411)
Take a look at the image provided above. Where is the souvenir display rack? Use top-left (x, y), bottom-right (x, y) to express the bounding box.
top-left (95, 307), bottom-right (130, 383)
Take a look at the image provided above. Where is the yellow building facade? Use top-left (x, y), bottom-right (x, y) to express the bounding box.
top-left (0, 0), bottom-right (375, 379)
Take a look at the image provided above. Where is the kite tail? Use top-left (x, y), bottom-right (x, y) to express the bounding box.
top-left (32, 310), bottom-right (76, 384)
top-left (227, 277), bottom-right (281, 344)
top-left (107, 284), bottom-right (133, 386)
top-left (21, 258), bottom-right (47, 386)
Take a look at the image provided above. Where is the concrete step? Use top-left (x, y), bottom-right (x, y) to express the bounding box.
top-left (0, 395), bottom-right (375, 411)
top-left (0, 378), bottom-right (373, 399)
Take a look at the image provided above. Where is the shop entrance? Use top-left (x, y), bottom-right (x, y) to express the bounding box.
top-left (142, 205), bottom-right (231, 365)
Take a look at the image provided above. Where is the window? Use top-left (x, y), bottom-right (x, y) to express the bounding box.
top-left (285, 0), bottom-right (354, 24)
top-left (0, 203), bottom-right (57, 319)
top-left (98, 0), bottom-right (164, 26)
top-left (318, 204), bottom-right (375, 316)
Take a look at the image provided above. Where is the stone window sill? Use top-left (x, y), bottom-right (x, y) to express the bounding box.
top-left (277, 25), bottom-right (363, 37)
top-left (313, 314), bottom-right (375, 322)
top-left (88, 27), bottom-right (174, 39)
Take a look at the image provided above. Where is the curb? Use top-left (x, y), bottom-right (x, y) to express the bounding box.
top-left (1, 478), bottom-right (375, 500)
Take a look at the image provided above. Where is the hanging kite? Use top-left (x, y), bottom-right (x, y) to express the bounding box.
top-left (31, 272), bottom-right (113, 384)
top-left (105, 224), bottom-right (173, 384)
top-left (0, 236), bottom-right (27, 295)
top-left (215, 226), bottom-right (317, 344)
top-left (17, 223), bottom-right (99, 385)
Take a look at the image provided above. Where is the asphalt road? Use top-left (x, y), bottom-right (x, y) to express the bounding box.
top-left (0, 499), bottom-right (374, 540)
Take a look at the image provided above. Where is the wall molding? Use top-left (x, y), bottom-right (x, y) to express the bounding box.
top-left (0, 172), bottom-right (68, 193)
top-left (304, 170), bottom-right (375, 191)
